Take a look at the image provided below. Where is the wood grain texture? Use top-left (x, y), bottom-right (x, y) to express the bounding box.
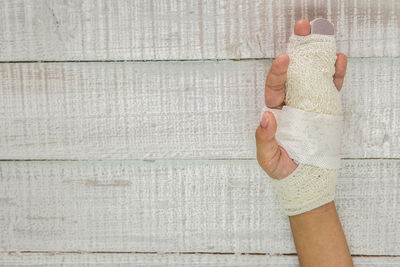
top-left (0, 159), bottom-right (399, 254)
top-left (0, 0), bottom-right (399, 61)
top-left (0, 59), bottom-right (399, 159)
top-left (1, 0), bottom-right (398, 264)
top-left (1, 253), bottom-right (400, 267)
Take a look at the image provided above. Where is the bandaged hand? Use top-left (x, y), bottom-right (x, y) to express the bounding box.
top-left (255, 20), bottom-right (347, 216)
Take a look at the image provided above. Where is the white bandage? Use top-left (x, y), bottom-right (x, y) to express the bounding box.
top-left (266, 33), bottom-right (343, 216)
top-left (262, 106), bottom-right (343, 169)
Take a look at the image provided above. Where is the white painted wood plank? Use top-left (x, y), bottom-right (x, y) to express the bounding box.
top-left (1, 253), bottom-right (400, 267)
top-left (0, 0), bottom-right (398, 60)
top-left (0, 159), bottom-right (399, 254)
top-left (0, 59), bottom-right (399, 159)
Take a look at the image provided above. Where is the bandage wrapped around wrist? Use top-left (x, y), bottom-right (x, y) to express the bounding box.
top-left (264, 34), bottom-right (343, 216)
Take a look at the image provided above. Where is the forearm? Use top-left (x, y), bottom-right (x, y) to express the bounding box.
top-left (289, 201), bottom-right (353, 267)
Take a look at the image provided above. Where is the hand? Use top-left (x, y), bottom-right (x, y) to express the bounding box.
top-left (255, 19), bottom-right (348, 180)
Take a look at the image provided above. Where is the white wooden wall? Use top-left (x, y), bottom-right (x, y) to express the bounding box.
top-left (0, 0), bottom-right (399, 266)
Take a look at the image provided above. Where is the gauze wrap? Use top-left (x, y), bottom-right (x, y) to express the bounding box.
top-left (264, 34), bottom-right (343, 216)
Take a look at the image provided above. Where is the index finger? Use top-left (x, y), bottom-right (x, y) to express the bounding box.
top-left (265, 54), bottom-right (289, 108)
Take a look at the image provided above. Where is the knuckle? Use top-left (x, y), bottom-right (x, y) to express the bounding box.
top-left (257, 157), bottom-right (275, 177)
top-left (264, 158), bottom-right (276, 171)
top-left (257, 152), bottom-right (275, 171)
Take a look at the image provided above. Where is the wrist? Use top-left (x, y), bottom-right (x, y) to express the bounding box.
top-left (289, 201), bottom-right (335, 218)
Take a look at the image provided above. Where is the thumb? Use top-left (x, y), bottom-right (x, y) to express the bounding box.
top-left (255, 111), bottom-right (280, 175)
top-left (255, 111), bottom-right (298, 179)
top-left (255, 110), bottom-right (278, 145)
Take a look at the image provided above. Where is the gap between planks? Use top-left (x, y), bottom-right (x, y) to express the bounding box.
top-left (0, 158), bottom-right (399, 162)
top-left (1, 252), bottom-right (400, 258)
top-left (0, 56), bottom-right (399, 64)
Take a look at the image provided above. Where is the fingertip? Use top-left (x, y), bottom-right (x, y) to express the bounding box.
top-left (340, 53), bottom-right (348, 61)
top-left (335, 55), bottom-right (347, 75)
top-left (266, 111), bottom-right (277, 127)
top-left (263, 111), bottom-right (277, 132)
top-left (276, 54), bottom-right (290, 64)
top-left (336, 53), bottom-right (347, 65)
top-left (294, 19), bottom-right (311, 36)
top-left (271, 54), bottom-right (290, 75)
top-left (256, 111), bottom-right (277, 142)
top-left (260, 111), bottom-right (269, 128)
top-left (276, 54), bottom-right (290, 69)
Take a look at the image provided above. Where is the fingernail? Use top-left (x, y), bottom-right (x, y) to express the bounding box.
top-left (260, 114), bottom-right (268, 128)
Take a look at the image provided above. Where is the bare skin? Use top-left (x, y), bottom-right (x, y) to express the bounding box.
top-left (255, 19), bottom-right (353, 267)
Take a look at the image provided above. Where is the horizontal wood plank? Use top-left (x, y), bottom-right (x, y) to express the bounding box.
top-left (0, 0), bottom-right (399, 61)
top-left (0, 159), bottom-right (399, 254)
top-left (1, 253), bottom-right (400, 267)
top-left (1, 59), bottom-right (399, 159)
